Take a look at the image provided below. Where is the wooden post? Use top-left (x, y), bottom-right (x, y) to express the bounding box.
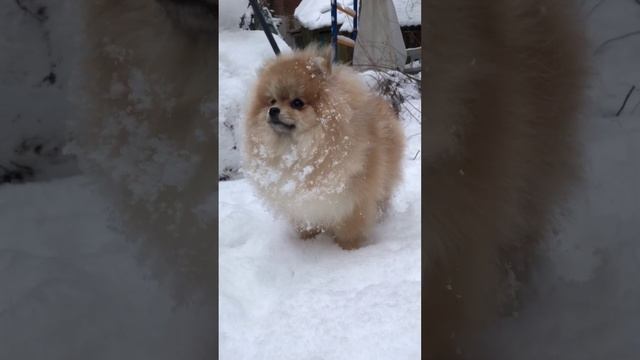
top-left (337, 35), bottom-right (355, 48)
top-left (336, 4), bottom-right (356, 17)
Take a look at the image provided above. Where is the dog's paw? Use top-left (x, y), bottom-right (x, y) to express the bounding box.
top-left (297, 227), bottom-right (322, 240)
top-left (335, 236), bottom-right (364, 250)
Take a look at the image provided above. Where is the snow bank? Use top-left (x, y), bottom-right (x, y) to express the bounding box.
top-left (294, 0), bottom-right (355, 31)
top-left (219, 0), bottom-right (249, 30)
top-left (219, 109), bottom-right (422, 360)
top-left (294, 0), bottom-right (421, 31)
top-left (393, 0), bottom-right (421, 27)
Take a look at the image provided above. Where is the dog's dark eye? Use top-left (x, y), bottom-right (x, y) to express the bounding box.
top-left (290, 98), bottom-right (304, 109)
top-left (269, 99), bottom-right (277, 105)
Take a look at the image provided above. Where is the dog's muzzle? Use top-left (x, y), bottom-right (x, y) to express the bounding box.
top-left (268, 107), bottom-right (295, 133)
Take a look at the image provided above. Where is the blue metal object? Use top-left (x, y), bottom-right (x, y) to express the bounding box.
top-left (352, 0), bottom-right (358, 40)
top-left (331, 0), bottom-right (338, 62)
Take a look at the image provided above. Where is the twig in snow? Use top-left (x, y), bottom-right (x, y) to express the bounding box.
top-left (13, 0), bottom-right (56, 86)
top-left (14, 0), bottom-right (48, 21)
top-left (588, 0), bottom-right (607, 16)
top-left (406, 132), bottom-right (421, 141)
top-left (594, 30), bottom-right (640, 54)
top-left (0, 162), bottom-right (34, 184)
top-left (616, 85), bottom-right (636, 117)
top-left (357, 63), bottom-right (422, 84)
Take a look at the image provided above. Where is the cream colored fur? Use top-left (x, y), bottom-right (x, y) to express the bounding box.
top-left (244, 47), bottom-right (405, 250)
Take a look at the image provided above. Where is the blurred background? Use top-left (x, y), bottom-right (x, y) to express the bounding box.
top-left (0, 1), bottom-right (214, 359)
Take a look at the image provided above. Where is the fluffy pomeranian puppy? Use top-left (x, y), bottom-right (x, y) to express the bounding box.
top-left (424, 0), bottom-right (586, 358)
top-left (243, 46), bottom-right (405, 250)
top-left (72, 0), bottom-right (216, 302)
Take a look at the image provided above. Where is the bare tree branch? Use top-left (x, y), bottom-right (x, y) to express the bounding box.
top-left (594, 30), bottom-right (640, 54)
top-left (616, 85), bottom-right (636, 117)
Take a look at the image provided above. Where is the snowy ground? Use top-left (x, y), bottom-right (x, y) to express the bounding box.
top-left (218, 30), bottom-right (290, 179)
top-left (219, 157), bottom-right (421, 359)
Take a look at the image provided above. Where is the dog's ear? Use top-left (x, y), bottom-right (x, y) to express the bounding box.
top-left (311, 56), bottom-right (331, 76)
top-left (308, 44), bottom-right (333, 76)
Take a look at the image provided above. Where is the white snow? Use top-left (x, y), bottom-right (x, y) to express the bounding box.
top-left (294, 0), bottom-right (355, 31)
top-left (219, 119), bottom-right (422, 360)
top-left (392, 0), bottom-right (421, 27)
top-left (219, 0), bottom-right (250, 30)
top-left (294, 0), bottom-right (421, 31)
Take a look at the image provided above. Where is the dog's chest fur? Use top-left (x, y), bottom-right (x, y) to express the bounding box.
top-left (245, 126), bottom-right (366, 226)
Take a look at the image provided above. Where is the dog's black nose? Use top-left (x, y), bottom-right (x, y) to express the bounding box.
top-left (269, 107), bottom-right (280, 117)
